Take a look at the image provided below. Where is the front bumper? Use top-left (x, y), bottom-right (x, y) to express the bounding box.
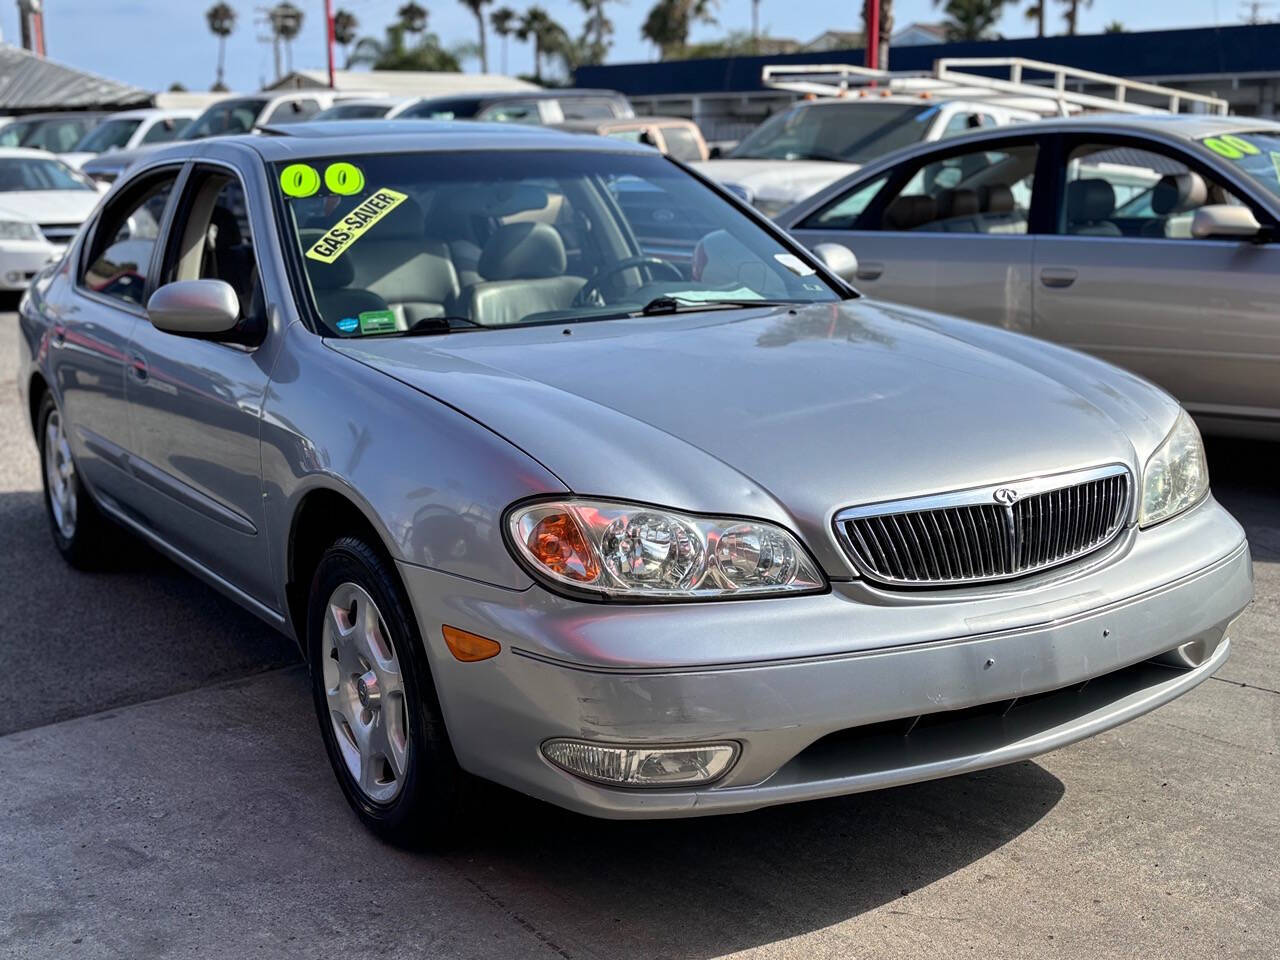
top-left (0, 241), bottom-right (64, 290)
top-left (400, 496), bottom-right (1252, 819)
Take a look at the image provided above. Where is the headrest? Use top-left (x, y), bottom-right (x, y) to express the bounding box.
top-left (479, 222), bottom-right (566, 280)
top-left (937, 188), bottom-right (979, 220)
top-left (299, 228), bottom-right (354, 289)
top-left (884, 194), bottom-right (937, 231)
top-left (370, 195), bottom-right (425, 240)
top-left (978, 184), bottom-right (1014, 215)
top-left (1066, 178), bottom-right (1116, 223)
top-left (1151, 172), bottom-right (1207, 215)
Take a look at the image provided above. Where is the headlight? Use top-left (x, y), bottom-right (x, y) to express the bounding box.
top-left (1140, 409), bottom-right (1209, 527)
top-left (507, 499), bottom-right (826, 600)
top-left (0, 220), bottom-right (40, 241)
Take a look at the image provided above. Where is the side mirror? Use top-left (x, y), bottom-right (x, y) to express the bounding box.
top-left (811, 242), bottom-right (859, 284)
top-left (146, 279), bottom-right (240, 336)
top-left (1191, 204), bottom-right (1263, 240)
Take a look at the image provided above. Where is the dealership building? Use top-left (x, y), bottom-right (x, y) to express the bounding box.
top-left (576, 23), bottom-right (1280, 142)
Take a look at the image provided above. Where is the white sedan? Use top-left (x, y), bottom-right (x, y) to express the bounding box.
top-left (0, 149), bottom-right (101, 291)
top-left (58, 108), bottom-right (197, 170)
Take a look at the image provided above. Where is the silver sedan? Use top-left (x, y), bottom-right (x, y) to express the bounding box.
top-left (777, 114), bottom-right (1280, 440)
top-left (15, 122), bottom-right (1251, 844)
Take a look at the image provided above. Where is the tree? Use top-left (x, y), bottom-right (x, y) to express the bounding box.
top-left (1024, 0), bottom-right (1046, 37)
top-left (169, 81), bottom-right (189, 92)
top-left (268, 2), bottom-right (305, 78)
top-left (577, 0), bottom-right (617, 66)
top-left (861, 0), bottom-right (894, 69)
top-left (397, 2), bottom-right (428, 33)
top-left (460, 0), bottom-right (494, 72)
top-left (491, 6), bottom-right (519, 73)
top-left (1058, 0), bottom-right (1091, 36)
top-left (350, 21), bottom-right (463, 71)
top-left (516, 6), bottom-right (570, 82)
top-left (205, 2), bottom-right (236, 92)
top-left (1104, 19), bottom-right (1123, 32)
top-left (640, 0), bottom-right (717, 59)
top-left (932, 0), bottom-right (1007, 42)
top-left (333, 9), bottom-right (360, 66)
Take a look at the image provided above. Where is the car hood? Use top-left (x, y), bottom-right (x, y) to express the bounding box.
top-left (0, 190), bottom-right (99, 223)
top-left (330, 300), bottom-right (1177, 577)
top-left (691, 158), bottom-right (860, 206)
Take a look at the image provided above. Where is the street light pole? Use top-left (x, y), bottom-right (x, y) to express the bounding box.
top-left (324, 0), bottom-right (336, 88)
top-left (865, 0), bottom-right (879, 71)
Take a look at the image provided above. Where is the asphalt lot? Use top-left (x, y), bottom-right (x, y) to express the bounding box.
top-left (0, 307), bottom-right (1276, 959)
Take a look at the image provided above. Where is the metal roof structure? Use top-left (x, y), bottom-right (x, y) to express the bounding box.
top-left (0, 43), bottom-right (152, 112)
top-left (264, 69), bottom-right (539, 97)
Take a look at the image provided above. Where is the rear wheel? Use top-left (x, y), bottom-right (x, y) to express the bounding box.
top-left (37, 392), bottom-right (111, 569)
top-left (307, 535), bottom-right (468, 846)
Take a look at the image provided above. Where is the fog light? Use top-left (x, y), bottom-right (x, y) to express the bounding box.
top-left (541, 739), bottom-right (738, 787)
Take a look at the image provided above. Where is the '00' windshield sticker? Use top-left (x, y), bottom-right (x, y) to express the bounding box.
top-left (305, 188), bottom-right (409, 264)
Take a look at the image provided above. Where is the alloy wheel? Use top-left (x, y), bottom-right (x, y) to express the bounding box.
top-left (44, 409), bottom-right (77, 540)
top-left (321, 582), bottom-right (410, 804)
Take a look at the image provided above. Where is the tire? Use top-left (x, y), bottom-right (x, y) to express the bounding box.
top-left (37, 392), bottom-right (113, 570)
top-left (307, 535), bottom-right (468, 846)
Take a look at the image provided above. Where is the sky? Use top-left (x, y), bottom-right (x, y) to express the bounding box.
top-left (0, 1), bottom-right (1258, 93)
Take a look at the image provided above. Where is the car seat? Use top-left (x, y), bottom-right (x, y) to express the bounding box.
top-left (1066, 179), bottom-right (1122, 236)
top-left (1144, 172), bottom-right (1208, 239)
top-left (457, 223), bottom-right (584, 326)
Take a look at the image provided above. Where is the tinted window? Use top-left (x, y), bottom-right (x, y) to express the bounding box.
top-left (1064, 142), bottom-right (1242, 239)
top-left (660, 125), bottom-right (703, 162)
top-left (876, 144), bottom-right (1038, 234)
top-left (73, 118), bottom-right (142, 153)
top-left (399, 97), bottom-right (481, 120)
top-left (315, 103), bottom-right (393, 120)
top-left (559, 98), bottom-right (618, 121)
top-left (730, 102), bottom-right (934, 164)
top-left (265, 98), bottom-right (321, 125)
top-left (0, 157), bottom-right (95, 192)
top-left (82, 174), bottom-right (176, 305)
top-left (19, 118), bottom-right (95, 152)
top-left (140, 117), bottom-right (190, 144)
top-left (185, 98), bottom-right (269, 139)
top-left (0, 120), bottom-right (35, 147)
top-left (478, 100), bottom-right (541, 124)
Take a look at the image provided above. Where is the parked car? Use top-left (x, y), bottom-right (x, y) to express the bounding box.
top-left (17, 122), bottom-right (1250, 843)
top-left (552, 116), bottom-right (709, 162)
top-left (0, 148), bottom-right (100, 290)
top-left (312, 98), bottom-right (416, 121)
top-left (693, 98), bottom-right (1040, 217)
top-left (397, 89), bottom-right (633, 125)
top-left (0, 112), bottom-right (110, 154)
top-left (58, 107), bottom-right (198, 169)
top-left (776, 113), bottom-right (1280, 440)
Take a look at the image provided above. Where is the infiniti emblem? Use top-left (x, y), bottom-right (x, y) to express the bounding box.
top-left (993, 487), bottom-right (1019, 505)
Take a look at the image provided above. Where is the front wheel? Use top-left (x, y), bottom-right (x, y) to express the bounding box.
top-left (37, 392), bottom-right (112, 569)
top-left (307, 535), bottom-right (468, 846)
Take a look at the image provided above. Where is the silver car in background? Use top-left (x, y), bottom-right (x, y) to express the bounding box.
top-left (778, 114), bottom-right (1280, 440)
top-left (15, 123), bottom-right (1251, 844)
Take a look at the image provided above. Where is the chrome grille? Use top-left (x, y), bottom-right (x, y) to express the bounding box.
top-left (836, 466), bottom-right (1131, 587)
top-left (39, 223), bottom-right (80, 244)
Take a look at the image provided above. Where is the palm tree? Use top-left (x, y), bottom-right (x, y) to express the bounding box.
top-left (333, 9), bottom-right (359, 66)
top-left (350, 21), bottom-right (463, 71)
top-left (861, 0), bottom-right (894, 69)
top-left (933, 0), bottom-right (1007, 42)
top-left (516, 6), bottom-right (569, 82)
top-left (397, 2), bottom-right (428, 33)
top-left (268, 2), bottom-right (305, 77)
top-left (640, 0), bottom-right (717, 59)
top-left (1059, 0), bottom-right (1090, 35)
top-left (577, 0), bottom-right (616, 65)
top-left (1103, 19), bottom-right (1123, 32)
top-left (491, 6), bottom-right (518, 73)
top-left (460, 0), bottom-right (494, 72)
top-left (205, 2), bottom-right (236, 91)
top-left (1024, 0), bottom-right (1045, 37)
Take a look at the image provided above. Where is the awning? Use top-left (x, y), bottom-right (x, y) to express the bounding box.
top-left (0, 43), bottom-right (152, 112)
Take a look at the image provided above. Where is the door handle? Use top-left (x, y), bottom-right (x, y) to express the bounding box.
top-left (129, 354), bottom-right (149, 382)
top-left (1040, 267), bottom-right (1078, 289)
top-left (856, 261), bottom-right (885, 281)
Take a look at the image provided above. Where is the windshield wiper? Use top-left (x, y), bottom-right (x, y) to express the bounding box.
top-left (401, 316), bottom-right (485, 336)
top-left (638, 295), bottom-right (803, 316)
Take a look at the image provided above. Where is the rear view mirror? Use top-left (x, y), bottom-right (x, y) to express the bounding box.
top-left (1191, 204), bottom-right (1263, 239)
top-left (146, 279), bottom-right (240, 336)
top-left (811, 242), bottom-right (859, 284)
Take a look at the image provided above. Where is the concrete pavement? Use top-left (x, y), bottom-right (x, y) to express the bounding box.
top-left (1, 310), bottom-right (1276, 959)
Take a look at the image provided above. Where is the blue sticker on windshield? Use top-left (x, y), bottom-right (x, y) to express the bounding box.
top-left (336, 317), bottom-right (359, 334)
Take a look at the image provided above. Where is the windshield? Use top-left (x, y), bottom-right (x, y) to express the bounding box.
top-left (1198, 130), bottom-right (1280, 199)
top-left (275, 150), bottom-right (841, 337)
top-left (0, 156), bottom-right (95, 192)
top-left (316, 103), bottom-right (393, 120)
top-left (0, 116), bottom-right (95, 152)
top-left (730, 102), bottom-right (935, 164)
top-left (185, 98), bottom-right (269, 139)
top-left (73, 118), bottom-right (142, 153)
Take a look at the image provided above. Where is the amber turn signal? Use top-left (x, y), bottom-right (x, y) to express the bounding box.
top-left (442, 625), bottom-right (501, 662)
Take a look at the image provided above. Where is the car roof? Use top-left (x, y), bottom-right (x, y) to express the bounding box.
top-left (954, 111), bottom-right (1280, 141)
top-left (246, 119), bottom-right (651, 159)
top-left (413, 88), bottom-right (625, 104)
top-left (105, 107), bottom-right (199, 120)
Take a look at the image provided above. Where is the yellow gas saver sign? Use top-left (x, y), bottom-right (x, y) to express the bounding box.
top-left (305, 188), bottom-right (409, 264)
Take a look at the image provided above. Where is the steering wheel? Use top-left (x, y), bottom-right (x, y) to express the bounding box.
top-left (574, 256), bottom-right (685, 306)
